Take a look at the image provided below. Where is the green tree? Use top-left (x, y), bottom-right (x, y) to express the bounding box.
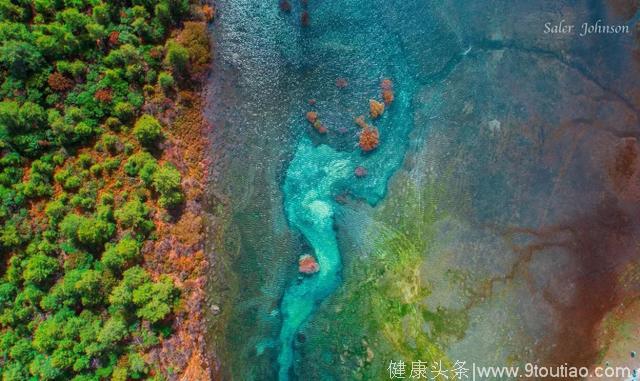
top-left (132, 276), bottom-right (178, 323)
top-left (33, 316), bottom-right (61, 352)
top-left (77, 217), bottom-right (114, 247)
top-left (108, 266), bottom-right (150, 312)
top-left (33, 0), bottom-right (60, 16)
top-left (0, 40), bottom-right (42, 78)
top-left (124, 151), bottom-right (157, 186)
top-left (101, 235), bottom-right (141, 270)
top-left (30, 354), bottom-right (63, 380)
top-left (114, 199), bottom-right (153, 233)
top-left (133, 114), bottom-right (162, 147)
top-left (58, 8), bottom-right (90, 34)
top-left (0, 100), bottom-right (20, 132)
top-left (18, 102), bottom-right (47, 130)
top-left (152, 163), bottom-right (183, 208)
top-left (127, 351), bottom-right (148, 378)
top-left (23, 254), bottom-right (59, 284)
top-left (92, 3), bottom-right (110, 25)
top-left (74, 269), bottom-right (105, 307)
top-left (158, 71), bottom-right (174, 92)
top-left (97, 315), bottom-right (127, 346)
top-left (113, 102), bottom-right (135, 124)
top-left (155, 0), bottom-right (189, 26)
top-left (60, 214), bottom-right (115, 248)
top-left (164, 41), bottom-right (188, 75)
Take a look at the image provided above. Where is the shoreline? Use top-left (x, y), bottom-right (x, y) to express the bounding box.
top-left (200, 24), bottom-right (237, 381)
top-left (107, 4), bottom-right (218, 380)
top-left (148, 12), bottom-right (219, 380)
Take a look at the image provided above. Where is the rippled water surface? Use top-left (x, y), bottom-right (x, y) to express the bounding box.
top-left (207, 1), bottom-right (640, 380)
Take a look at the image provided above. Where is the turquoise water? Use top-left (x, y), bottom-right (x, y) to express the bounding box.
top-left (278, 141), bottom-right (352, 380)
top-left (207, 1), bottom-right (454, 378)
top-left (274, 2), bottom-right (429, 379)
top-left (208, 0), bottom-right (640, 380)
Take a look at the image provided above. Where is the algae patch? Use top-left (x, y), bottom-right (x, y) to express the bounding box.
top-left (298, 176), bottom-right (470, 380)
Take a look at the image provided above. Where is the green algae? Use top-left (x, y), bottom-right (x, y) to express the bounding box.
top-left (298, 173), bottom-right (470, 380)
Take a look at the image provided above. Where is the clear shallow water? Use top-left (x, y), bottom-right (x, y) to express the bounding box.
top-left (207, 1), bottom-right (640, 380)
top-left (208, 1), bottom-right (449, 378)
top-left (276, 2), bottom-right (430, 377)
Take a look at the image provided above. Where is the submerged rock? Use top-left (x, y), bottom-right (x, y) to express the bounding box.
top-left (301, 11), bottom-right (310, 27)
top-left (334, 193), bottom-right (348, 204)
top-left (306, 111), bottom-right (327, 134)
top-left (306, 111), bottom-right (318, 124)
top-left (336, 77), bottom-right (348, 88)
top-left (313, 121), bottom-right (328, 134)
top-left (299, 254), bottom-right (320, 274)
top-left (366, 347), bottom-right (374, 363)
top-left (279, 0), bottom-right (291, 12)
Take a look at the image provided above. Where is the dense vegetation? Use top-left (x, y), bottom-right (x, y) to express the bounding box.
top-left (0, 0), bottom-right (212, 379)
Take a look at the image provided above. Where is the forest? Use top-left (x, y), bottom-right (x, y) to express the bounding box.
top-left (0, 0), bottom-right (213, 379)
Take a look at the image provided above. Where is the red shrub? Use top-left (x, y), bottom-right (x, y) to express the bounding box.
top-left (202, 5), bottom-right (215, 21)
top-left (48, 72), bottom-right (74, 92)
top-left (381, 78), bottom-right (394, 105)
top-left (94, 88), bottom-right (113, 103)
top-left (150, 47), bottom-right (163, 59)
top-left (108, 31), bottom-right (120, 46)
top-left (306, 111), bottom-right (318, 124)
top-left (359, 127), bottom-right (379, 152)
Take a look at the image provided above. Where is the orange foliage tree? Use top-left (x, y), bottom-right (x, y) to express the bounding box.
top-left (381, 78), bottom-right (394, 105)
top-left (94, 88), bottom-right (113, 103)
top-left (48, 72), bottom-right (74, 92)
top-left (359, 127), bottom-right (379, 152)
